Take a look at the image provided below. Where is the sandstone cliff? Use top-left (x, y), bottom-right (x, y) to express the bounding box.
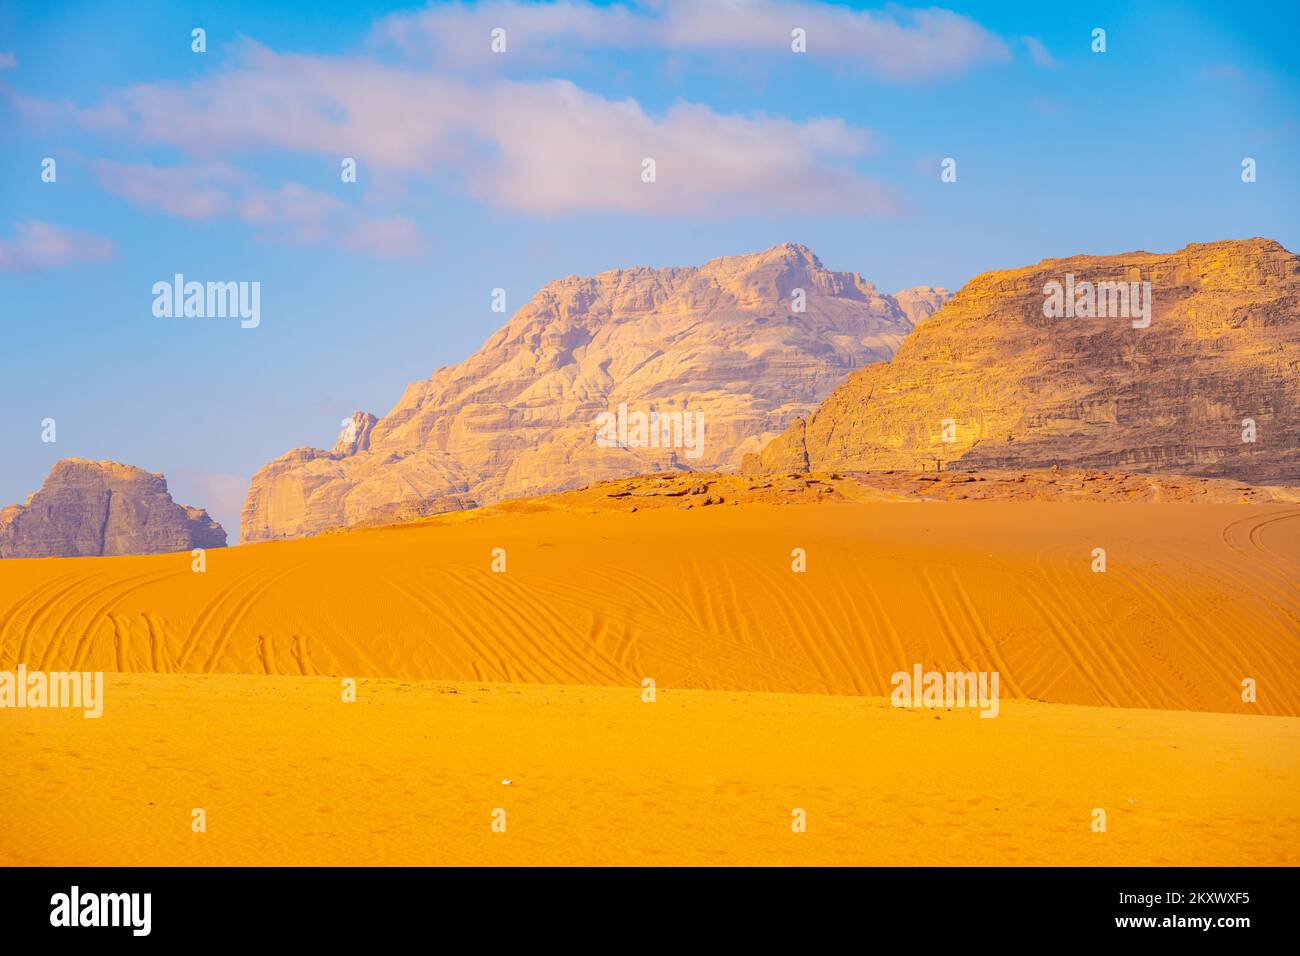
top-left (243, 243), bottom-right (947, 540)
top-left (0, 459), bottom-right (228, 558)
top-left (748, 239), bottom-right (1300, 484)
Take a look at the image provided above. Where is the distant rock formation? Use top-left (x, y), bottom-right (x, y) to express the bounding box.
top-left (747, 239), bottom-right (1300, 483)
top-left (332, 412), bottom-right (377, 457)
top-left (0, 459), bottom-right (227, 558)
top-left (243, 243), bottom-right (947, 540)
top-left (892, 286), bottom-right (951, 326)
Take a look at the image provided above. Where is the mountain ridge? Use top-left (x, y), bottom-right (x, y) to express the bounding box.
top-left (241, 242), bottom-right (948, 541)
top-left (746, 238), bottom-right (1300, 483)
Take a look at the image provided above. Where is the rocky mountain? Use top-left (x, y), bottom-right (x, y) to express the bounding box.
top-left (747, 239), bottom-right (1300, 483)
top-left (242, 243), bottom-right (948, 541)
top-left (892, 286), bottom-right (951, 325)
top-left (0, 459), bottom-right (227, 558)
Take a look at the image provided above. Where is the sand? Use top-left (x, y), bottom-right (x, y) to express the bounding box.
top-left (1, 497), bottom-right (1298, 865)
top-left (2, 674), bottom-right (1296, 866)
top-left (1, 500), bottom-right (1297, 713)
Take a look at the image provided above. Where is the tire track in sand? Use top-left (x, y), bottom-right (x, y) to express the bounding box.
top-left (177, 570), bottom-right (263, 670)
top-left (143, 612), bottom-right (173, 673)
top-left (941, 567), bottom-right (1026, 699)
top-left (477, 570), bottom-right (630, 686)
top-left (0, 574), bottom-right (79, 668)
top-left (109, 614), bottom-right (128, 671)
top-left (760, 557), bottom-right (871, 694)
top-left (1118, 567), bottom-right (1282, 711)
top-left (442, 567), bottom-right (597, 685)
top-left (381, 571), bottom-right (506, 680)
top-left (1220, 509), bottom-right (1300, 620)
top-left (14, 574), bottom-right (101, 668)
top-left (860, 578), bottom-right (911, 679)
top-left (68, 569), bottom-right (188, 671)
top-left (200, 567), bottom-right (300, 674)
top-left (919, 569), bottom-right (978, 670)
top-left (290, 635), bottom-right (316, 676)
top-left (1016, 576), bottom-right (1121, 708)
top-left (40, 568), bottom-right (178, 671)
top-left (531, 567), bottom-right (804, 687)
top-left (1039, 560), bottom-right (1156, 709)
top-left (256, 634), bottom-right (274, 674)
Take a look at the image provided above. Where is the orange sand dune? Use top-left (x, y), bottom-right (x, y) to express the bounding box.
top-left (0, 500), bottom-right (1297, 714)
top-left (2, 674), bottom-right (1296, 866)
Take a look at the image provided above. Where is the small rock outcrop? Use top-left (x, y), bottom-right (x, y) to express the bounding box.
top-left (892, 286), bottom-right (951, 325)
top-left (0, 459), bottom-right (227, 558)
top-left (332, 412), bottom-right (378, 457)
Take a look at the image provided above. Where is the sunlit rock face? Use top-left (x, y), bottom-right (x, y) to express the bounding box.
top-left (748, 239), bottom-right (1300, 484)
top-left (242, 243), bottom-right (943, 541)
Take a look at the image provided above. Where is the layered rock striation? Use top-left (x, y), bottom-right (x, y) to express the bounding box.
top-left (243, 244), bottom-right (947, 540)
top-left (0, 459), bottom-right (227, 558)
top-left (748, 239), bottom-right (1300, 483)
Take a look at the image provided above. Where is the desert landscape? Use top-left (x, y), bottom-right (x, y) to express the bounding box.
top-left (2, 464), bottom-right (1298, 864)
top-left (4, 236), bottom-right (1300, 866)
top-left (7, 10), bottom-right (1300, 945)
top-left (2, 6), bottom-right (1299, 866)
top-left (5, 676), bottom-right (1296, 866)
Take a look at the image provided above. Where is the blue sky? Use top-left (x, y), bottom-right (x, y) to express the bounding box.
top-left (1, 0), bottom-right (1297, 539)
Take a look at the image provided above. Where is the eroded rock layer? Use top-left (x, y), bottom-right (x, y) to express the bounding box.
top-left (0, 459), bottom-right (227, 558)
top-left (748, 239), bottom-right (1300, 483)
top-left (242, 244), bottom-right (946, 540)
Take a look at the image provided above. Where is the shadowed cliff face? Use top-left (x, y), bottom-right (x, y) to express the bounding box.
top-left (749, 239), bottom-right (1300, 484)
top-left (0, 459), bottom-right (227, 558)
top-left (242, 243), bottom-right (947, 541)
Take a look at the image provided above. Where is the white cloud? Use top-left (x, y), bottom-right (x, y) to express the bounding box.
top-left (88, 157), bottom-right (416, 255)
top-left (374, 0), bottom-right (1009, 82)
top-left (27, 3), bottom-right (1002, 221)
top-left (237, 182), bottom-right (346, 243)
top-left (469, 79), bottom-right (895, 215)
top-left (60, 45), bottom-right (900, 217)
top-left (0, 221), bottom-right (115, 272)
top-left (1021, 36), bottom-right (1060, 70)
top-left (92, 159), bottom-right (246, 220)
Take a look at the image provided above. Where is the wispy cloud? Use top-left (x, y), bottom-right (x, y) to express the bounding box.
top-left (89, 157), bottom-right (418, 254)
top-left (1200, 63), bottom-right (1265, 92)
top-left (0, 221), bottom-right (115, 272)
top-left (165, 469), bottom-right (250, 542)
top-left (1021, 36), bottom-right (1060, 69)
top-left (48, 44), bottom-right (900, 217)
top-left (18, 3), bottom-right (1001, 222)
top-left (92, 159), bottom-right (246, 220)
top-left (374, 0), bottom-right (1009, 82)
top-left (237, 182), bottom-right (346, 244)
top-left (0, 51), bottom-right (16, 70)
